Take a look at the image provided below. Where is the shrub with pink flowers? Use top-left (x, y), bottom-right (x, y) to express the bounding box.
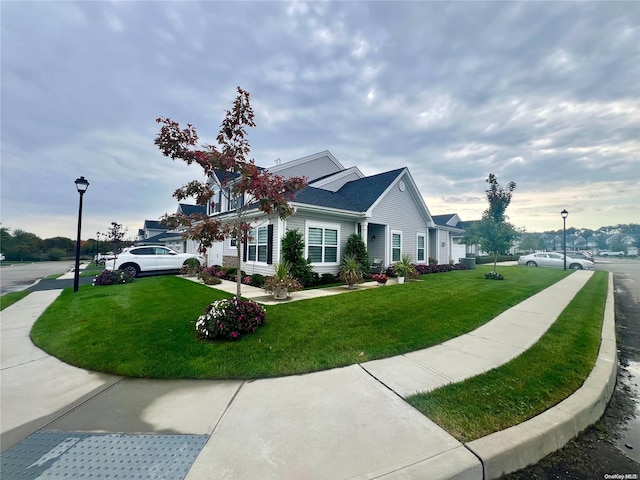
top-left (195, 297), bottom-right (266, 340)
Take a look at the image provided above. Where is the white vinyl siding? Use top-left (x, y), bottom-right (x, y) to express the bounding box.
top-left (391, 231), bottom-right (402, 262)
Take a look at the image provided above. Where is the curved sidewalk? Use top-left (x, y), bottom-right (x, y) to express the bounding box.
top-left (0, 270), bottom-right (615, 479)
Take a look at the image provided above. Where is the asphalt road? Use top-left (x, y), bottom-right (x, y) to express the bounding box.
top-left (0, 261), bottom-right (76, 295)
top-left (507, 257), bottom-right (640, 479)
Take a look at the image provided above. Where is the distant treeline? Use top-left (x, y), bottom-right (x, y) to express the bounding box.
top-left (0, 227), bottom-right (133, 262)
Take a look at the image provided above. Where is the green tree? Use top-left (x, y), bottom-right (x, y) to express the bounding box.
top-left (344, 233), bottom-right (369, 274)
top-left (155, 87), bottom-right (307, 297)
top-left (12, 229), bottom-right (43, 261)
top-left (107, 222), bottom-right (127, 254)
top-left (517, 232), bottom-right (538, 253)
top-left (280, 229), bottom-right (315, 287)
top-left (463, 174), bottom-right (518, 273)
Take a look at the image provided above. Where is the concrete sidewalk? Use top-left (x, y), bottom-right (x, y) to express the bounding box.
top-left (0, 269), bottom-right (616, 479)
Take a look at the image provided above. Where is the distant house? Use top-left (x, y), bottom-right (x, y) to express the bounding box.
top-left (431, 214), bottom-right (476, 261)
top-left (136, 204), bottom-right (205, 255)
top-left (206, 151), bottom-right (465, 275)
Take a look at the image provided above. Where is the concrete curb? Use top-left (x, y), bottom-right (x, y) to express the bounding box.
top-left (466, 272), bottom-right (617, 479)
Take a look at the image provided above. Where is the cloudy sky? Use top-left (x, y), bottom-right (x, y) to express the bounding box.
top-left (2, 1), bottom-right (639, 241)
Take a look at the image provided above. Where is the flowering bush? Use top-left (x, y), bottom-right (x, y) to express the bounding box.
top-left (484, 271), bottom-right (505, 280)
top-left (195, 297), bottom-right (266, 340)
top-left (413, 263), bottom-right (467, 275)
top-left (263, 275), bottom-right (302, 294)
top-left (93, 269), bottom-right (134, 286)
top-left (372, 274), bottom-right (388, 284)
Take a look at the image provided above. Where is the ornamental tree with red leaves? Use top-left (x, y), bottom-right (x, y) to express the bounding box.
top-left (155, 87), bottom-right (307, 297)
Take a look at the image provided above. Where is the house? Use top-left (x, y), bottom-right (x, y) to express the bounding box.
top-left (136, 204), bottom-right (205, 255)
top-left (431, 214), bottom-right (473, 262)
top-left (206, 151), bottom-right (464, 275)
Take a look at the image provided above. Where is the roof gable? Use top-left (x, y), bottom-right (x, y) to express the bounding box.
top-left (432, 213), bottom-right (463, 228)
top-left (268, 151), bottom-right (345, 183)
top-left (309, 166), bottom-right (365, 192)
top-left (293, 168), bottom-right (404, 213)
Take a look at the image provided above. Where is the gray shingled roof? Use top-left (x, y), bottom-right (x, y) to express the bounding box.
top-left (179, 203), bottom-right (206, 216)
top-left (138, 231), bottom-right (182, 244)
top-left (431, 214), bottom-right (474, 231)
top-left (293, 168), bottom-right (404, 212)
top-left (143, 220), bottom-right (166, 230)
top-left (431, 214), bottom-right (457, 227)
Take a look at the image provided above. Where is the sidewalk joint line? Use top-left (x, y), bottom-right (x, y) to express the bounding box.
top-left (36, 377), bottom-right (126, 432)
top-left (209, 380), bottom-right (245, 438)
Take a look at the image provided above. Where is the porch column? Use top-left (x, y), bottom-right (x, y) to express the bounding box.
top-left (361, 221), bottom-right (368, 246)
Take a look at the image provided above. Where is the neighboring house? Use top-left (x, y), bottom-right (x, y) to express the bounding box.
top-left (138, 220), bottom-right (167, 241)
top-left (539, 233), bottom-right (563, 251)
top-left (431, 214), bottom-right (473, 262)
top-left (206, 150), bottom-right (463, 275)
top-left (136, 204), bottom-right (204, 255)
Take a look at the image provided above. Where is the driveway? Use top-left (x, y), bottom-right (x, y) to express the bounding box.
top-left (0, 261), bottom-right (76, 295)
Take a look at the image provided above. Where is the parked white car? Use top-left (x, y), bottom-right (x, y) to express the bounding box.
top-left (599, 251), bottom-right (625, 257)
top-left (104, 246), bottom-right (204, 278)
top-left (517, 252), bottom-right (595, 270)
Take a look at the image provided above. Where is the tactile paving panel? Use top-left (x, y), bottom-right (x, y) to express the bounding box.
top-left (1, 430), bottom-right (209, 479)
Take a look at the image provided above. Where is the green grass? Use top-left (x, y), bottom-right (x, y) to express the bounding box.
top-left (1, 290), bottom-right (31, 310)
top-left (407, 270), bottom-right (607, 442)
top-left (80, 263), bottom-right (105, 277)
top-left (31, 266), bottom-right (570, 379)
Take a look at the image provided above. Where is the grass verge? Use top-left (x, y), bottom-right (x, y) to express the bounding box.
top-left (31, 266), bottom-right (569, 379)
top-left (407, 270), bottom-right (607, 442)
top-left (80, 263), bottom-right (105, 277)
top-left (1, 290), bottom-right (31, 310)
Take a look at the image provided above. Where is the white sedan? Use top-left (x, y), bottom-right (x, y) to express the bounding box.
top-left (517, 252), bottom-right (595, 270)
top-left (105, 245), bottom-right (204, 277)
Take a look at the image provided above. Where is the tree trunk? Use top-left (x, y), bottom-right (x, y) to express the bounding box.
top-left (236, 232), bottom-right (242, 298)
top-left (493, 253), bottom-right (498, 273)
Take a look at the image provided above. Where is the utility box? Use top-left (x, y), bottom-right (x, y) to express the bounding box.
top-left (461, 257), bottom-right (476, 269)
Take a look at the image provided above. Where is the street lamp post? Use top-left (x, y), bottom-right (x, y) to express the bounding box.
top-left (74, 176), bottom-right (90, 292)
top-left (561, 209), bottom-right (568, 271)
top-left (95, 232), bottom-right (100, 265)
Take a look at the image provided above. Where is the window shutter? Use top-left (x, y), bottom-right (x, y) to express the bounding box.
top-left (267, 224), bottom-right (274, 265)
top-left (242, 233), bottom-right (248, 262)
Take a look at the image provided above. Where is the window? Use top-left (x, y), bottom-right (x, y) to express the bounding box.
top-left (417, 234), bottom-right (426, 262)
top-left (229, 194), bottom-right (244, 210)
top-left (247, 226), bottom-right (268, 262)
top-left (308, 225), bottom-right (338, 263)
top-left (392, 231), bottom-right (402, 262)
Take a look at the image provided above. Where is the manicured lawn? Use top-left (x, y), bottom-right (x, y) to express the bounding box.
top-left (80, 263), bottom-right (105, 277)
top-left (407, 270), bottom-right (607, 442)
top-left (31, 266), bottom-right (570, 379)
top-left (1, 290), bottom-right (31, 310)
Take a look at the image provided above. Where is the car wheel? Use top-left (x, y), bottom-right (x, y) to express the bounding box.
top-left (121, 263), bottom-right (140, 278)
top-left (570, 263), bottom-right (583, 270)
top-left (525, 261), bottom-right (537, 267)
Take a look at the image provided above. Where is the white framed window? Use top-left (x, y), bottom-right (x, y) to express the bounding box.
top-left (417, 233), bottom-right (426, 262)
top-left (391, 230), bottom-right (402, 262)
top-left (307, 223), bottom-right (339, 264)
top-left (247, 226), bottom-right (268, 262)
